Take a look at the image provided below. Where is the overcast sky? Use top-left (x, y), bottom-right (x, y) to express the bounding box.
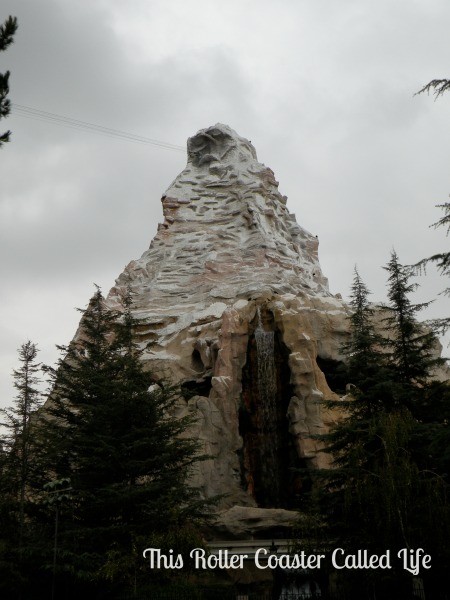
top-left (0, 0), bottom-right (449, 407)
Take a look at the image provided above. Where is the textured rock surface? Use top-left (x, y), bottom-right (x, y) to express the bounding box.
top-left (213, 506), bottom-right (301, 539)
top-left (104, 124), bottom-right (352, 535)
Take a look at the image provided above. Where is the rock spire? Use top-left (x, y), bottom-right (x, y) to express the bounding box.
top-left (111, 123), bottom-right (328, 312)
top-left (105, 124), bottom-right (350, 535)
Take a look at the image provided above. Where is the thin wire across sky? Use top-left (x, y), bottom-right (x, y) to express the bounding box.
top-left (11, 103), bottom-right (185, 152)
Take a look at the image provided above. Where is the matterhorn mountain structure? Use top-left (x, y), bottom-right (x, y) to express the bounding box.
top-left (104, 124), bottom-right (350, 535)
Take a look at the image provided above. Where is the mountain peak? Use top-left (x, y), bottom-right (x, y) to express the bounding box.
top-left (95, 126), bottom-right (349, 527)
top-left (111, 124), bottom-right (328, 316)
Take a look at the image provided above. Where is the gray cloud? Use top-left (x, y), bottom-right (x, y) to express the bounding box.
top-left (1, 0), bottom-right (449, 407)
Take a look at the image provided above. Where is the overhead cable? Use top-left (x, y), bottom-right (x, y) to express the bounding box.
top-left (11, 103), bottom-right (185, 152)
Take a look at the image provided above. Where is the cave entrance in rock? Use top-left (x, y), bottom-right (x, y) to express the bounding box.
top-left (239, 308), bottom-right (302, 509)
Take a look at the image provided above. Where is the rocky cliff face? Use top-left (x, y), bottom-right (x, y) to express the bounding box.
top-left (106, 124), bottom-right (351, 535)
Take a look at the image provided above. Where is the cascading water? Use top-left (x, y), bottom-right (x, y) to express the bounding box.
top-left (239, 307), bottom-right (300, 507)
top-left (254, 307), bottom-right (280, 505)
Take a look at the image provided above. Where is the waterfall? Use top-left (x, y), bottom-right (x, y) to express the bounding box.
top-left (254, 307), bottom-right (280, 505)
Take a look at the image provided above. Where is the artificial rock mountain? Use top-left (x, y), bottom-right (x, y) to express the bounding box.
top-left (106, 125), bottom-right (350, 536)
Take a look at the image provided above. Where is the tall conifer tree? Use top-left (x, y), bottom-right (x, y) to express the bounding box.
top-left (38, 288), bottom-right (207, 595)
top-left (0, 341), bottom-right (42, 550)
top-left (383, 250), bottom-right (444, 400)
top-left (313, 265), bottom-right (448, 598)
top-left (342, 267), bottom-right (393, 413)
top-left (0, 341), bottom-right (42, 597)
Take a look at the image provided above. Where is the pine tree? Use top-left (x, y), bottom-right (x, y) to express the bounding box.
top-left (311, 266), bottom-right (450, 597)
top-left (0, 341), bottom-right (42, 597)
top-left (383, 251), bottom-right (450, 583)
top-left (317, 270), bottom-right (385, 497)
top-left (38, 288), bottom-right (207, 595)
top-left (318, 269), bottom-right (393, 466)
top-left (315, 272), bottom-right (398, 547)
top-left (383, 250), bottom-right (444, 398)
top-left (0, 341), bottom-right (42, 550)
top-left (0, 16), bottom-right (18, 147)
top-left (341, 267), bottom-right (393, 414)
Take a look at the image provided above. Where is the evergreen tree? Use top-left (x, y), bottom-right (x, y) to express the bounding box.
top-left (0, 16), bottom-right (18, 147)
top-left (37, 287), bottom-right (207, 596)
top-left (318, 268), bottom-right (392, 470)
top-left (0, 341), bottom-right (42, 596)
top-left (314, 271), bottom-right (399, 549)
top-left (311, 265), bottom-right (449, 598)
top-left (383, 250), bottom-right (443, 396)
top-left (0, 342), bottom-right (42, 549)
top-left (341, 267), bottom-right (393, 414)
top-left (382, 251), bottom-right (450, 591)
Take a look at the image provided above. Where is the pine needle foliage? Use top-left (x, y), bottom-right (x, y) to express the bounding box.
top-left (0, 342), bottom-right (43, 597)
top-left (383, 250), bottom-right (444, 396)
top-left (37, 287), bottom-right (209, 593)
top-left (0, 15), bottom-right (18, 147)
top-left (309, 263), bottom-right (450, 596)
top-left (415, 79), bottom-right (450, 334)
top-left (312, 271), bottom-right (397, 550)
top-left (340, 267), bottom-right (394, 415)
top-left (416, 78), bottom-right (450, 99)
top-left (415, 202), bottom-right (450, 335)
top-left (0, 341), bottom-right (42, 551)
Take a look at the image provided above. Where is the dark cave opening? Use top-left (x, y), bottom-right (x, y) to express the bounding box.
top-left (191, 348), bottom-right (204, 372)
top-left (239, 309), bottom-right (305, 509)
top-left (180, 377), bottom-right (213, 399)
top-left (316, 356), bottom-right (347, 395)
